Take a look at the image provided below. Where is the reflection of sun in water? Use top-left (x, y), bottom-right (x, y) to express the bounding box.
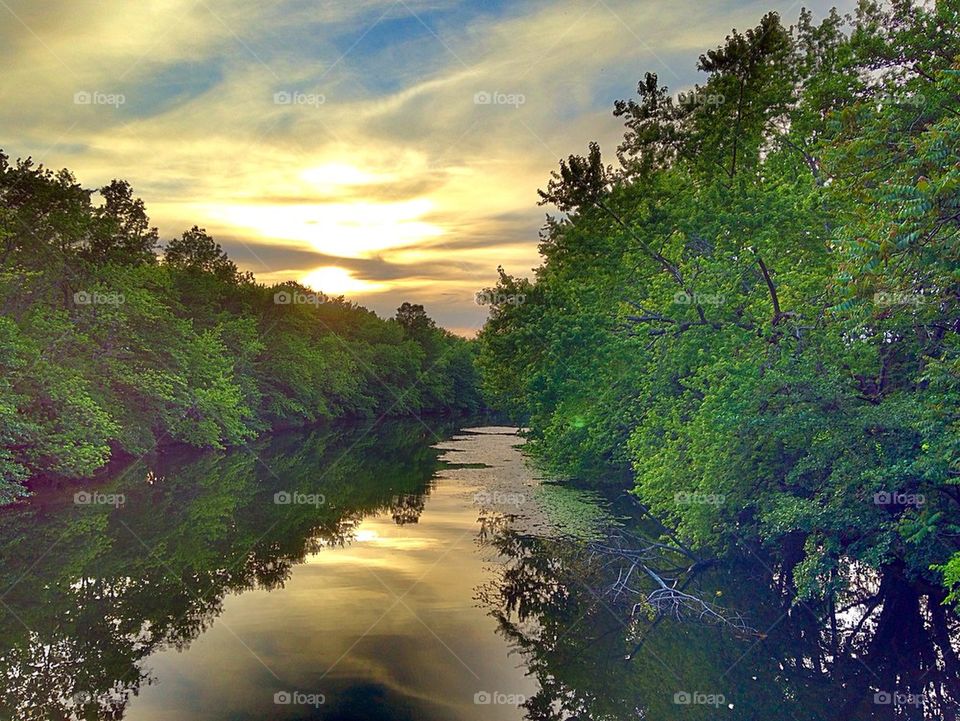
top-left (301, 266), bottom-right (388, 296)
top-left (353, 529), bottom-right (379, 543)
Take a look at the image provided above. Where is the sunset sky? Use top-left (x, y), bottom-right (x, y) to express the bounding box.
top-left (0, 0), bottom-right (852, 335)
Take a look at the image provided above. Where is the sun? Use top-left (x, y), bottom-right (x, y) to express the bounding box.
top-left (300, 266), bottom-right (388, 296)
top-left (196, 197), bottom-right (443, 259)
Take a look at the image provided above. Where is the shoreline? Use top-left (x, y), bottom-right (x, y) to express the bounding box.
top-left (5, 409), bottom-right (499, 510)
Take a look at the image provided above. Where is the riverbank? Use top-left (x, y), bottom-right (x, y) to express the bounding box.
top-left (9, 409), bottom-right (496, 508)
top-left (1, 153), bottom-right (484, 503)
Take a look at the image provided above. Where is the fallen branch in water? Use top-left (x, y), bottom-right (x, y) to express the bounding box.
top-left (586, 530), bottom-right (757, 640)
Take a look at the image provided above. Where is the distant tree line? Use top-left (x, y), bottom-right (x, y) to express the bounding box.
top-left (0, 153), bottom-right (481, 502)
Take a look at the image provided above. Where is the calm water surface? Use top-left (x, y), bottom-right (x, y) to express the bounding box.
top-left (1, 419), bottom-right (957, 720)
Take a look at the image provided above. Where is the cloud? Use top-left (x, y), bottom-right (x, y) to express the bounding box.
top-left (0, 0), bottom-right (855, 331)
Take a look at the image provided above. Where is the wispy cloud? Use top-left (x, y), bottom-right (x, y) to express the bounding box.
top-left (0, 0), bottom-right (852, 333)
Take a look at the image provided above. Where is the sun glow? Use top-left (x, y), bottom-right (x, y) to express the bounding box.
top-left (198, 198), bottom-right (443, 258)
top-left (300, 163), bottom-right (386, 189)
top-left (300, 266), bottom-right (388, 295)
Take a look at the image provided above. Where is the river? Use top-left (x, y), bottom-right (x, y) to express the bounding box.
top-left (0, 420), bottom-right (957, 720)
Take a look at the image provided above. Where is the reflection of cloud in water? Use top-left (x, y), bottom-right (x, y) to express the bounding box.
top-left (115, 423), bottom-right (536, 720)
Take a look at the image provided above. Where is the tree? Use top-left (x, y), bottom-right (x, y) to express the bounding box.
top-left (163, 226), bottom-right (238, 283)
top-left (0, 158), bottom-right (482, 501)
top-left (89, 180), bottom-right (159, 264)
top-left (477, 1), bottom-right (960, 607)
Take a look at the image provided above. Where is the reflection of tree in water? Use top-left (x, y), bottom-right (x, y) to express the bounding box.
top-left (0, 419), bottom-right (454, 721)
top-left (391, 493), bottom-right (427, 525)
top-left (477, 515), bottom-right (960, 721)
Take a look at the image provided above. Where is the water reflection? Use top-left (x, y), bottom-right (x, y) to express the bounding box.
top-left (478, 516), bottom-right (960, 720)
top-left (2, 421), bottom-right (958, 720)
top-left (0, 420), bottom-right (461, 720)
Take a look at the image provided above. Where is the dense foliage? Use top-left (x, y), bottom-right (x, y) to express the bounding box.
top-left (0, 156), bottom-right (481, 502)
top-left (478, 0), bottom-right (960, 602)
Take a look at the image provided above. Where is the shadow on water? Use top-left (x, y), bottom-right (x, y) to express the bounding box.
top-left (476, 507), bottom-right (960, 721)
top-left (0, 418), bottom-right (462, 720)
